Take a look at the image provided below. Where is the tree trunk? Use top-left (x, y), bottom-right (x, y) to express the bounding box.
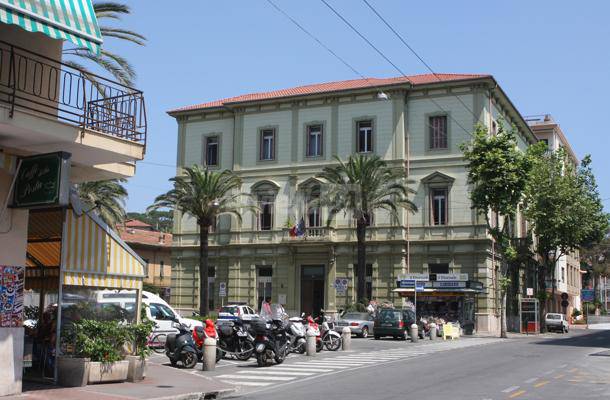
top-left (593, 273), bottom-right (600, 304)
top-left (538, 259), bottom-right (548, 333)
top-left (199, 223), bottom-right (210, 316)
top-left (550, 264), bottom-right (556, 313)
top-left (500, 288), bottom-right (507, 338)
top-left (356, 220), bottom-right (367, 304)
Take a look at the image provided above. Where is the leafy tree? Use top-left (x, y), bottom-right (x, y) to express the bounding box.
top-left (63, 1), bottom-right (146, 86)
top-left (581, 236), bottom-right (610, 304)
top-left (460, 123), bottom-right (535, 338)
top-left (78, 179), bottom-right (127, 227)
top-left (148, 166), bottom-right (251, 316)
top-left (317, 155), bottom-right (416, 304)
top-left (126, 210), bottom-right (174, 232)
top-left (524, 150), bottom-right (609, 330)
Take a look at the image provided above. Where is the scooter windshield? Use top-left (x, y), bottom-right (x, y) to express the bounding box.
top-left (270, 303), bottom-right (287, 321)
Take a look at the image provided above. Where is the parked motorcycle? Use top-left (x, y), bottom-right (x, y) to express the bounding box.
top-left (285, 314), bottom-right (307, 354)
top-left (252, 307), bottom-right (288, 367)
top-left (165, 319), bottom-right (199, 368)
top-left (305, 315), bottom-right (323, 352)
top-left (192, 319), bottom-right (223, 363)
top-left (215, 318), bottom-right (255, 360)
top-left (317, 312), bottom-right (342, 351)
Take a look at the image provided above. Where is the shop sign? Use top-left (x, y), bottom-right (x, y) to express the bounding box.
top-left (0, 266), bottom-right (24, 327)
top-left (434, 281), bottom-right (467, 289)
top-left (12, 152), bottom-right (71, 208)
top-left (436, 273), bottom-right (468, 281)
top-left (399, 279), bottom-right (415, 288)
top-left (398, 273), bottom-right (429, 281)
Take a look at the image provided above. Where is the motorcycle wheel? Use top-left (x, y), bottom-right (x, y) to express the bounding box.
top-left (236, 341), bottom-right (254, 361)
top-left (216, 348), bottom-right (223, 363)
top-left (297, 343), bottom-right (306, 354)
top-left (316, 340), bottom-right (323, 352)
top-left (324, 335), bottom-right (342, 351)
top-left (274, 348), bottom-right (287, 365)
top-left (182, 351), bottom-right (197, 369)
top-left (256, 352), bottom-right (267, 367)
top-left (170, 358), bottom-right (177, 367)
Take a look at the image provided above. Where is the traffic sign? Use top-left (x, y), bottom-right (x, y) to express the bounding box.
top-left (219, 282), bottom-right (227, 297)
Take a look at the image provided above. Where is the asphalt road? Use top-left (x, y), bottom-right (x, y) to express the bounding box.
top-left (214, 329), bottom-right (610, 400)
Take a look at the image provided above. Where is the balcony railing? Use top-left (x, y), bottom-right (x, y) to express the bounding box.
top-left (282, 226), bottom-right (335, 242)
top-left (0, 40), bottom-right (146, 145)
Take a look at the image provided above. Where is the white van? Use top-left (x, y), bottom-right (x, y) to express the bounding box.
top-left (92, 290), bottom-right (202, 334)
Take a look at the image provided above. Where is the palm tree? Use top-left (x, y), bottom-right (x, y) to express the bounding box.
top-left (63, 1), bottom-right (146, 86)
top-left (317, 155), bottom-right (417, 303)
top-left (148, 166), bottom-right (251, 316)
top-left (78, 179), bottom-right (127, 227)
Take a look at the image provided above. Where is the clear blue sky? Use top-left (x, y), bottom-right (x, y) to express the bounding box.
top-left (112, 0), bottom-right (610, 212)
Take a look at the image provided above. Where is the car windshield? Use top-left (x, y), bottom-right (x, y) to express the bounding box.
top-left (343, 313), bottom-right (368, 320)
top-left (150, 303), bottom-right (175, 320)
top-left (379, 310), bottom-right (401, 322)
top-left (547, 314), bottom-right (561, 319)
top-left (220, 306), bottom-right (238, 314)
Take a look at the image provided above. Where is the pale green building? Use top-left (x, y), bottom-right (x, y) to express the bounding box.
top-left (167, 73), bottom-right (536, 335)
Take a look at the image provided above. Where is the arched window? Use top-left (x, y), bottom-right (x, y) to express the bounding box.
top-left (251, 181), bottom-right (280, 231)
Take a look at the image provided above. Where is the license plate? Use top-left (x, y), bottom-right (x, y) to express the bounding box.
top-left (382, 323), bottom-right (393, 327)
top-left (236, 331), bottom-right (247, 336)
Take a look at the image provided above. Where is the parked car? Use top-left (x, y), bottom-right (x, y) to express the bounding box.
top-left (545, 313), bottom-right (569, 333)
top-left (374, 308), bottom-right (423, 340)
top-left (335, 312), bottom-right (374, 338)
top-left (218, 304), bottom-right (259, 321)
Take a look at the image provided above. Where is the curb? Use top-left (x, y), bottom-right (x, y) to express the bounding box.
top-left (149, 388), bottom-right (235, 400)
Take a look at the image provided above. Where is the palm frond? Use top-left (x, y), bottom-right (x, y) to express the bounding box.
top-left (100, 27), bottom-right (146, 45)
top-left (93, 1), bottom-right (130, 16)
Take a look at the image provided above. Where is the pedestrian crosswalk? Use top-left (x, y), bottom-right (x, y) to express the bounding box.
top-left (217, 337), bottom-right (503, 389)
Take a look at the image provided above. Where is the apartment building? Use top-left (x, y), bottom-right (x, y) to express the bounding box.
top-left (168, 73), bottom-right (536, 335)
top-left (526, 114), bottom-right (582, 316)
top-left (0, 2), bottom-right (147, 394)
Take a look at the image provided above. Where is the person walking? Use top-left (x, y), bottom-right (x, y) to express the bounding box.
top-left (261, 296), bottom-right (272, 320)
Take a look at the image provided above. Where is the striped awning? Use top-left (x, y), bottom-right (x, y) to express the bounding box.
top-left (0, 0), bottom-right (102, 54)
top-left (62, 209), bottom-right (146, 290)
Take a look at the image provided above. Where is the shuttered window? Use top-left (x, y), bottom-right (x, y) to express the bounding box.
top-left (429, 115), bottom-right (448, 149)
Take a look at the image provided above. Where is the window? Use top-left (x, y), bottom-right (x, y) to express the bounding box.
top-left (306, 124), bottom-right (323, 157)
top-left (429, 115), bottom-right (448, 149)
top-left (159, 260), bottom-right (164, 278)
top-left (431, 188), bottom-right (448, 225)
top-left (208, 216), bottom-right (217, 233)
top-left (259, 128), bottom-right (275, 161)
top-left (149, 303), bottom-right (175, 320)
top-left (258, 194), bottom-right (274, 230)
top-left (491, 120), bottom-right (497, 135)
top-left (306, 186), bottom-right (321, 227)
top-left (205, 136), bottom-right (219, 166)
top-left (356, 120), bottom-right (373, 153)
top-left (429, 263), bottom-right (449, 274)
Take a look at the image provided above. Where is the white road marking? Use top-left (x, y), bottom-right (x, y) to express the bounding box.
top-left (217, 374), bottom-right (295, 381)
top-left (238, 370), bottom-right (314, 376)
top-left (291, 362), bottom-right (349, 368)
top-left (525, 377), bottom-right (538, 383)
top-left (220, 380), bottom-right (272, 387)
top-left (558, 364), bottom-right (568, 368)
top-left (543, 370), bottom-right (555, 376)
top-left (502, 385), bottom-right (520, 393)
top-left (273, 366), bottom-right (334, 372)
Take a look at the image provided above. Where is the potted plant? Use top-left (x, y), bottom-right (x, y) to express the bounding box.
top-left (57, 319), bottom-right (90, 387)
top-left (126, 319), bottom-right (155, 382)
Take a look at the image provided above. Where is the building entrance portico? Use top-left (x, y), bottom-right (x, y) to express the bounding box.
top-left (300, 265), bottom-right (325, 317)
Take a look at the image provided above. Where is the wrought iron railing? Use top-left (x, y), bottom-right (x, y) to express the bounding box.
top-left (0, 40), bottom-right (146, 145)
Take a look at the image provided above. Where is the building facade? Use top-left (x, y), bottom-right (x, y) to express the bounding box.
top-left (168, 74), bottom-right (536, 335)
top-left (526, 114), bottom-right (582, 316)
top-left (117, 220), bottom-right (173, 299)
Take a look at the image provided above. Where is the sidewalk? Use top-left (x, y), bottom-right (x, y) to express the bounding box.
top-left (9, 363), bottom-right (234, 400)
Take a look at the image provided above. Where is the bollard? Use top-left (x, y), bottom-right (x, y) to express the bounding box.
top-left (341, 327), bottom-right (352, 351)
top-left (410, 323), bottom-right (419, 343)
top-left (306, 330), bottom-right (317, 356)
top-left (429, 323), bottom-right (437, 341)
top-left (202, 337), bottom-right (216, 371)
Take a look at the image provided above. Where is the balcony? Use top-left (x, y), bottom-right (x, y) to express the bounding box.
top-left (0, 40), bottom-right (146, 145)
top-left (282, 226), bottom-right (336, 242)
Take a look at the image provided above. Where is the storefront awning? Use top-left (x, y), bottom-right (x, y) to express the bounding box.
top-left (0, 152), bottom-right (17, 174)
top-left (0, 0), bottom-right (102, 54)
top-left (62, 208), bottom-right (146, 290)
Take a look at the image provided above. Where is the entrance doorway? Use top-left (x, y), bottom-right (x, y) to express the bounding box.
top-left (257, 266), bottom-right (272, 311)
top-left (301, 265), bottom-right (325, 317)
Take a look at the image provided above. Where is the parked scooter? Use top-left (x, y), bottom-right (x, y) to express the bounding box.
top-left (285, 313), bottom-right (307, 354)
top-left (165, 319), bottom-right (199, 368)
top-left (317, 311), bottom-right (342, 351)
top-left (192, 319), bottom-right (222, 363)
top-left (215, 318), bottom-right (255, 360)
top-left (305, 315), bottom-right (323, 352)
top-left (252, 305), bottom-right (289, 367)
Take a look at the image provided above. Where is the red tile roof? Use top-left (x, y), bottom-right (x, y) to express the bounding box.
top-left (117, 225), bottom-right (173, 247)
top-left (168, 73), bottom-right (490, 114)
top-left (124, 219), bottom-right (153, 229)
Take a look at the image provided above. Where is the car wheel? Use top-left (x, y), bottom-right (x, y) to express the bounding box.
top-left (374, 335), bottom-right (380, 340)
top-left (361, 327), bottom-right (369, 338)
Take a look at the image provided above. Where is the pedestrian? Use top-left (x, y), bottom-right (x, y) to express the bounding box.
top-left (261, 296), bottom-right (272, 320)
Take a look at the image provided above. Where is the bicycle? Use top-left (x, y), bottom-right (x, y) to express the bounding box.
top-left (148, 333), bottom-right (167, 354)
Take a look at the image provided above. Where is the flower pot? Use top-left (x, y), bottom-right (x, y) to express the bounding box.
top-left (88, 360), bottom-right (129, 384)
top-left (57, 356), bottom-right (90, 387)
top-left (126, 355), bottom-right (146, 382)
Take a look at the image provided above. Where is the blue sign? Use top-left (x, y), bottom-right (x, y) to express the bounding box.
top-left (581, 289), bottom-right (595, 302)
top-left (399, 279), bottom-right (415, 288)
top-left (415, 282), bottom-right (425, 292)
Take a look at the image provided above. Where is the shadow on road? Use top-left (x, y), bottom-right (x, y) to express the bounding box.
top-left (533, 330), bottom-right (610, 350)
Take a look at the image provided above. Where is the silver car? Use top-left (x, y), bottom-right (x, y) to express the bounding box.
top-left (335, 312), bottom-right (375, 338)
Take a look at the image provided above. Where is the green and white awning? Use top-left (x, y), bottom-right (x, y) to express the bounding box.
top-left (0, 0), bottom-right (102, 54)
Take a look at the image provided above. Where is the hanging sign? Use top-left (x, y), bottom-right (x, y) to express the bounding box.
top-left (0, 266), bottom-right (24, 327)
top-left (12, 152), bottom-right (71, 208)
top-left (436, 273), bottom-right (469, 281)
top-left (398, 273), bottom-right (429, 281)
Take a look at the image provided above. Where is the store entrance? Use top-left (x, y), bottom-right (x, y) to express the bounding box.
top-left (301, 265), bottom-right (325, 317)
